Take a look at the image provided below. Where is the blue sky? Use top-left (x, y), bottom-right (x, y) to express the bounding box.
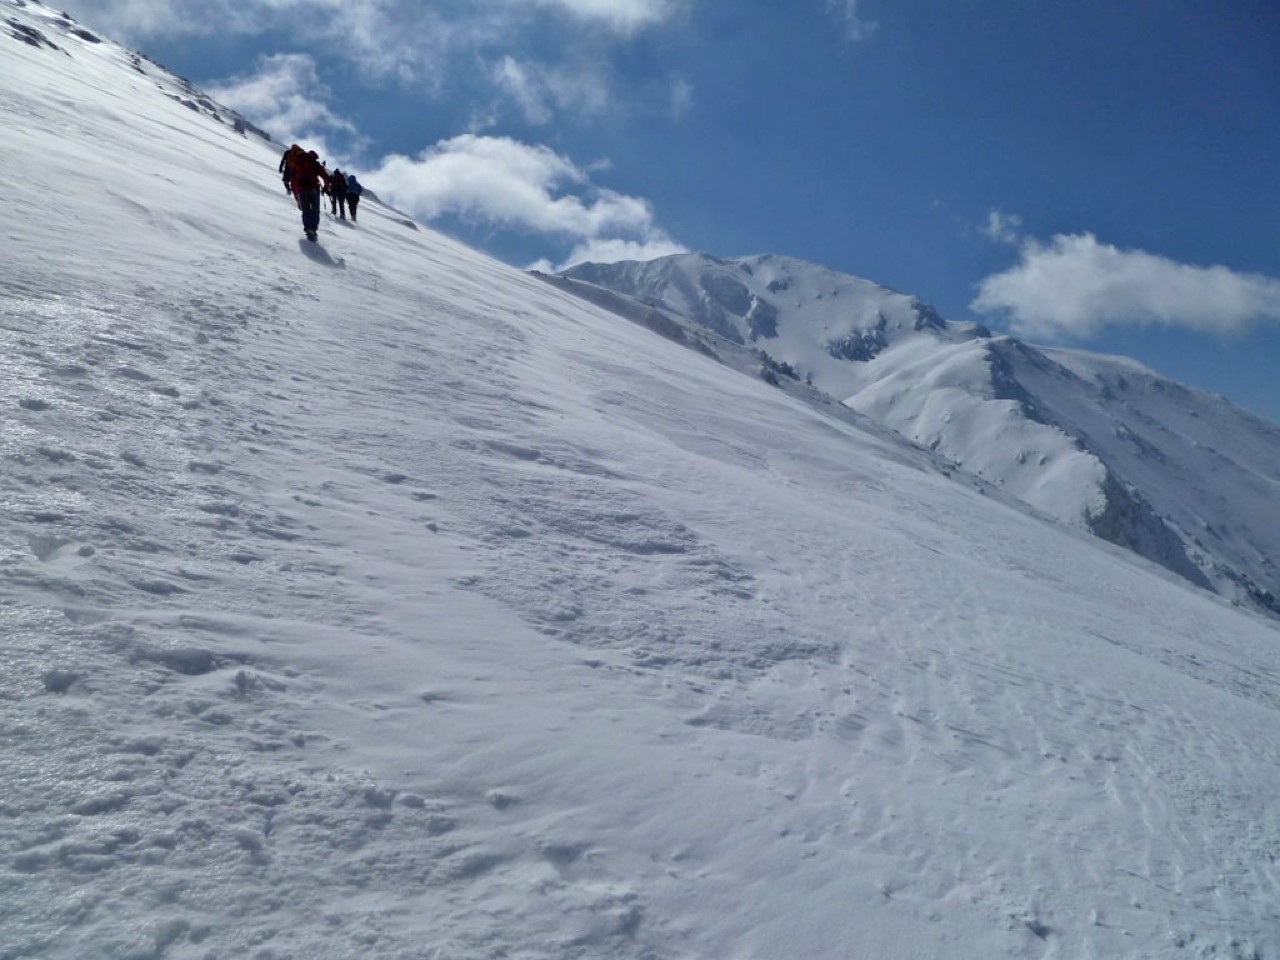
top-left (60, 0), bottom-right (1280, 421)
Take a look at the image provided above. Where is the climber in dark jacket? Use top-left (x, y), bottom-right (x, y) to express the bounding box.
top-left (328, 167), bottom-right (348, 219)
top-left (345, 172), bottom-right (363, 222)
top-left (289, 149), bottom-right (330, 241)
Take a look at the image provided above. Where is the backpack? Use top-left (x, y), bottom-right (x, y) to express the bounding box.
top-left (292, 152), bottom-right (325, 191)
top-left (346, 175), bottom-right (362, 197)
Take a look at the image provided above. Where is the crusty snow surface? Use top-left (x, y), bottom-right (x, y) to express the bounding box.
top-left (3, 3), bottom-right (1280, 959)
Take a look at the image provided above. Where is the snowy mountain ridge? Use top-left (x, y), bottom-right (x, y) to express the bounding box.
top-left (3, 3), bottom-right (1280, 958)
top-left (560, 253), bottom-right (1280, 614)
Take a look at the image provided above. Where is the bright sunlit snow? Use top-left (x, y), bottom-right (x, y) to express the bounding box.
top-left (3, 4), bottom-right (1279, 959)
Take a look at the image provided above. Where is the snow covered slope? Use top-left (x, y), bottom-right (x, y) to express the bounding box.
top-left (3, 3), bottom-right (1280, 958)
top-left (561, 253), bottom-right (1280, 614)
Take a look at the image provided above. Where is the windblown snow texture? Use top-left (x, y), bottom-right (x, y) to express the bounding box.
top-left (3, 3), bottom-right (1279, 959)
top-left (561, 253), bottom-right (1280, 616)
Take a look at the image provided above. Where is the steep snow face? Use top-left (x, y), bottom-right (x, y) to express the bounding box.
top-left (840, 336), bottom-right (1110, 523)
top-left (562, 255), bottom-right (1280, 614)
top-left (1026, 346), bottom-right (1280, 609)
top-left (5, 5), bottom-right (1280, 960)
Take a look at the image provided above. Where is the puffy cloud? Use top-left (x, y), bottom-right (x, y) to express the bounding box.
top-left (368, 135), bottom-right (639, 235)
top-left (207, 54), bottom-right (359, 149)
top-left (366, 135), bottom-right (683, 263)
top-left (972, 225), bottom-right (1280, 340)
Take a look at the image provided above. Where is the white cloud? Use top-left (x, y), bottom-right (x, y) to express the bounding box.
top-left (824, 0), bottom-right (878, 42)
top-left (366, 135), bottom-right (682, 263)
top-left (207, 54), bottom-right (359, 149)
top-left (972, 226), bottom-right (1280, 340)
